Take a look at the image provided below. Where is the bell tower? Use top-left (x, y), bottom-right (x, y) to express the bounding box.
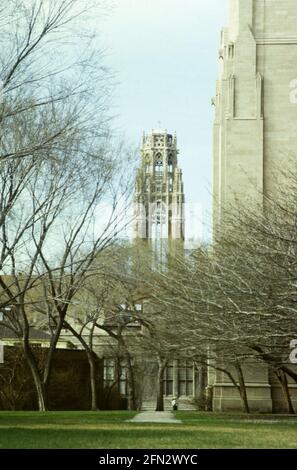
top-left (134, 129), bottom-right (184, 244)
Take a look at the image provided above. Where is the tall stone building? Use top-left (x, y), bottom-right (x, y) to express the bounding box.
top-left (212, 0), bottom-right (297, 411)
top-left (133, 130), bottom-right (203, 410)
top-left (213, 0), bottom-right (297, 232)
top-left (134, 129), bottom-right (185, 244)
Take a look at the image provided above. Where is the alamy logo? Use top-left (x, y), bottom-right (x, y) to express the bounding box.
top-left (289, 79), bottom-right (297, 104)
top-left (289, 340), bottom-right (297, 364)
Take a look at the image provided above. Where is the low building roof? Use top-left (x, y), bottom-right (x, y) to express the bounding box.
top-left (0, 325), bottom-right (51, 341)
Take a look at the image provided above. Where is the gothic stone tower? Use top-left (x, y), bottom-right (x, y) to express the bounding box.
top-left (213, 0), bottom-right (297, 234)
top-left (134, 129), bottom-right (184, 244)
top-left (134, 131), bottom-right (201, 411)
top-left (211, 0), bottom-right (297, 412)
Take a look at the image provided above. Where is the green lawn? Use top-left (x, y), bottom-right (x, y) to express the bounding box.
top-left (0, 411), bottom-right (297, 449)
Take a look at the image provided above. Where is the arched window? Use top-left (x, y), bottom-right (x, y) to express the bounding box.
top-left (155, 159), bottom-right (163, 173)
top-left (168, 160), bottom-right (173, 173)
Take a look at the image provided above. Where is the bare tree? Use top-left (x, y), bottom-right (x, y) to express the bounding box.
top-left (146, 164), bottom-right (297, 414)
top-left (0, 347), bottom-right (32, 410)
top-left (0, 0), bottom-right (138, 412)
top-left (61, 244), bottom-right (145, 411)
top-left (0, 0), bottom-right (113, 163)
top-left (0, 139), bottom-right (134, 411)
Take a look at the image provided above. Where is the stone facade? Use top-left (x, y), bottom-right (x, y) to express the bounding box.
top-left (211, 360), bottom-right (273, 413)
top-left (213, 0), bottom-right (297, 233)
top-left (212, 0), bottom-right (297, 412)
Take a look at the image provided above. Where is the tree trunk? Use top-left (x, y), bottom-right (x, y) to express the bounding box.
top-left (24, 345), bottom-right (47, 411)
top-left (155, 357), bottom-right (167, 412)
top-left (63, 320), bottom-right (100, 411)
top-left (206, 362), bottom-right (245, 413)
top-left (195, 363), bottom-right (207, 410)
top-left (126, 354), bottom-right (137, 410)
top-left (235, 361), bottom-right (250, 414)
top-left (86, 350), bottom-right (99, 411)
top-left (43, 317), bottom-right (64, 389)
top-left (275, 369), bottom-right (295, 414)
top-left (281, 365), bottom-right (297, 385)
top-left (20, 301), bottom-right (48, 411)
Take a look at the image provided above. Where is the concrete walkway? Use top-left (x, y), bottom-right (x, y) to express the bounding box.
top-left (128, 411), bottom-right (181, 424)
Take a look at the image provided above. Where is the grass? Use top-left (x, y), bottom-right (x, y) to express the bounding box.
top-left (0, 411), bottom-right (297, 449)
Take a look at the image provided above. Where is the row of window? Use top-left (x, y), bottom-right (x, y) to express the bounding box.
top-left (150, 136), bottom-right (173, 147)
top-left (145, 179), bottom-right (173, 193)
top-left (104, 359), bottom-right (194, 397)
top-left (104, 358), bottom-right (128, 396)
top-left (145, 162), bottom-right (173, 173)
top-left (163, 360), bottom-right (193, 397)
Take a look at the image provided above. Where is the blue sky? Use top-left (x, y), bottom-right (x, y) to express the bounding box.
top-left (99, 0), bottom-right (229, 241)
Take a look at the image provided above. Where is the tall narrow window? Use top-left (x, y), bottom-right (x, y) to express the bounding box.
top-left (104, 358), bottom-right (128, 397)
top-left (178, 360), bottom-right (193, 396)
top-left (163, 361), bottom-right (174, 396)
top-left (104, 358), bottom-right (115, 386)
top-left (119, 360), bottom-right (128, 396)
top-left (155, 160), bottom-right (163, 173)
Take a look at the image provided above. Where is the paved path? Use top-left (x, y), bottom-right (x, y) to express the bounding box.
top-left (128, 411), bottom-right (181, 424)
